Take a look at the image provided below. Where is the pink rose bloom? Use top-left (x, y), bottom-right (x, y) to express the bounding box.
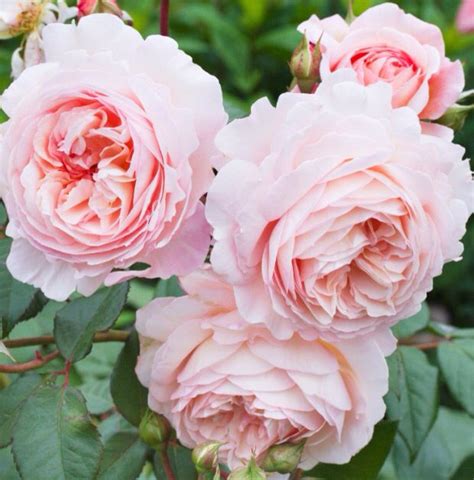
top-left (0, 14), bottom-right (227, 301)
top-left (136, 266), bottom-right (396, 470)
top-left (456, 0), bottom-right (474, 33)
top-left (207, 70), bottom-right (473, 341)
top-left (298, 2), bottom-right (464, 119)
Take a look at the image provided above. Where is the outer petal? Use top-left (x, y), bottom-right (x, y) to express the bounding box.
top-left (6, 238), bottom-right (77, 301)
top-left (419, 59), bottom-right (465, 119)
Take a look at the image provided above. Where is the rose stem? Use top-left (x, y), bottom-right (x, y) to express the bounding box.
top-left (3, 329), bottom-right (130, 349)
top-left (0, 350), bottom-right (60, 373)
top-left (159, 450), bottom-right (176, 480)
top-left (160, 0), bottom-right (170, 36)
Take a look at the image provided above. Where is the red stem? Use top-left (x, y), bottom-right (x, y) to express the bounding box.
top-left (159, 450), bottom-right (176, 480)
top-left (160, 0), bottom-right (170, 36)
top-left (0, 350), bottom-right (60, 373)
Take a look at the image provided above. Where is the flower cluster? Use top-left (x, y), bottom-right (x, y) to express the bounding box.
top-left (0, 1), bottom-right (472, 476)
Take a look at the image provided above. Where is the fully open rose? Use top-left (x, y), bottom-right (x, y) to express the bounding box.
top-left (0, 13), bottom-right (226, 301)
top-left (207, 70), bottom-right (473, 341)
top-left (298, 2), bottom-right (464, 119)
top-left (136, 266), bottom-right (396, 470)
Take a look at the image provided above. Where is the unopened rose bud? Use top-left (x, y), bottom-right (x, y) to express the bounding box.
top-left (0, 0), bottom-right (44, 39)
top-left (228, 458), bottom-right (266, 480)
top-left (192, 441), bottom-right (221, 473)
top-left (261, 441), bottom-right (304, 474)
top-left (437, 103), bottom-right (474, 131)
top-left (138, 409), bottom-right (172, 451)
top-left (289, 34), bottom-right (322, 93)
top-left (77, 0), bottom-right (123, 18)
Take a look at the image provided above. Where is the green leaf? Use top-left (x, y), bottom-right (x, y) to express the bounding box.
top-left (392, 303), bottom-right (430, 339)
top-left (224, 95), bottom-right (250, 121)
top-left (128, 280), bottom-right (157, 309)
top-left (305, 421), bottom-right (398, 480)
top-left (437, 339), bottom-right (474, 416)
top-left (12, 384), bottom-right (103, 480)
top-left (98, 432), bottom-right (148, 480)
top-left (111, 330), bottom-right (148, 427)
top-left (428, 321), bottom-right (474, 339)
top-left (77, 342), bottom-right (123, 415)
top-left (153, 445), bottom-right (198, 480)
top-left (98, 413), bottom-right (136, 443)
top-left (0, 447), bottom-right (21, 480)
top-left (0, 238), bottom-right (48, 337)
top-left (385, 347), bottom-right (439, 459)
top-left (81, 378), bottom-right (114, 415)
top-left (255, 26), bottom-right (301, 54)
top-left (238, 0), bottom-right (268, 29)
top-left (0, 202), bottom-right (6, 226)
top-left (391, 408), bottom-right (474, 480)
top-left (54, 283), bottom-right (129, 362)
top-left (0, 374), bottom-right (44, 447)
top-left (155, 276), bottom-right (183, 297)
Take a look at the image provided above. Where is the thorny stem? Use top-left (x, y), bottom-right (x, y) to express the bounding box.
top-left (0, 350), bottom-right (60, 373)
top-left (3, 329), bottom-right (130, 349)
top-left (159, 450), bottom-right (176, 480)
top-left (160, 0), bottom-right (170, 36)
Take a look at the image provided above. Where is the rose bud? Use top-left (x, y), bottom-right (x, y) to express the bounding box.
top-left (437, 103), bottom-right (474, 132)
top-left (77, 0), bottom-right (121, 17)
top-left (0, 0), bottom-right (44, 38)
top-left (261, 441), bottom-right (305, 474)
top-left (228, 458), bottom-right (266, 480)
top-left (192, 441), bottom-right (222, 474)
top-left (289, 34), bottom-right (322, 93)
top-left (139, 409), bottom-right (172, 451)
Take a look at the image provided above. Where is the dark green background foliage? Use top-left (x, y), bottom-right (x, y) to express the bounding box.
top-left (0, 1), bottom-right (473, 479)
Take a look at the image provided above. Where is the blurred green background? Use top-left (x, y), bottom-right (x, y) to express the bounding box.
top-left (0, 0), bottom-right (473, 327)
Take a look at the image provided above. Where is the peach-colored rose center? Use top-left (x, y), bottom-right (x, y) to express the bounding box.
top-left (333, 46), bottom-right (423, 107)
top-left (31, 97), bottom-right (150, 236)
top-left (273, 197), bottom-right (411, 323)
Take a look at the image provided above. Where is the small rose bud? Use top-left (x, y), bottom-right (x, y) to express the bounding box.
top-left (228, 458), bottom-right (266, 480)
top-left (192, 441), bottom-right (222, 473)
top-left (289, 34), bottom-right (322, 93)
top-left (77, 0), bottom-right (123, 18)
top-left (437, 103), bottom-right (474, 131)
top-left (261, 441), bottom-right (304, 474)
top-left (138, 409), bottom-right (172, 451)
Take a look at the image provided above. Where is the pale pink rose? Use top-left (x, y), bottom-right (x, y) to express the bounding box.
top-left (0, 14), bottom-right (227, 301)
top-left (206, 70), bottom-right (473, 341)
top-left (298, 2), bottom-right (464, 119)
top-left (136, 266), bottom-right (396, 470)
top-left (457, 0), bottom-right (474, 33)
